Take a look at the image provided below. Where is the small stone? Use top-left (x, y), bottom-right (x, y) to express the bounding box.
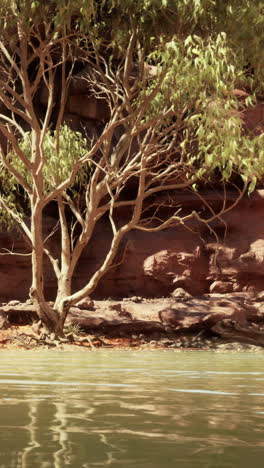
top-left (76, 297), bottom-right (95, 310)
top-left (119, 309), bottom-right (133, 320)
top-left (160, 338), bottom-right (172, 345)
top-left (58, 337), bottom-right (69, 343)
top-left (254, 292), bottom-right (264, 302)
top-left (217, 343), bottom-right (229, 349)
top-left (170, 288), bottom-right (192, 299)
top-left (130, 296), bottom-right (143, 303)
top-left (210, 281), bottom-right (233, 294)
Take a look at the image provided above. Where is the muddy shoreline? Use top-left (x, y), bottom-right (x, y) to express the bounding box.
top-left (1, 291), bottom-right (264, 351)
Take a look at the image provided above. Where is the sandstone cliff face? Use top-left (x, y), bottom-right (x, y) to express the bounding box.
top-left (1, 190), bottom-right (264, 301)
top-left (1, 70), bottom-right (264, 301)
top-left (85, 190), bottom-right (264, 298)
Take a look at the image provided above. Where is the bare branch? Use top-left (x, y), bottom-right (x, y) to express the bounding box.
top-left (0, 248), bottom-right (31, 256)
top-left (0, 89), bottom-right (33, 126)
top-left (43, 248), bottom-right (61, 280)
top-left (0, 40), bottom-right (22, 78)
top-left (0, 196), bottom-right (32, 240)
top-left (62, 192), bottom-right (84, 229)
top-left (43, 220), bottom-right (60, 246)
top-left (0, 112), bottom-right (27, 138)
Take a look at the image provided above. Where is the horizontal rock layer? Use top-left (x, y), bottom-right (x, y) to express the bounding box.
top-left (1, 190), bottom-right (264, 301)
top-left (2, 294), bottom-right (264, 347)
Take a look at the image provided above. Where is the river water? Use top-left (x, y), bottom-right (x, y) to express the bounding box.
top-left (0, 349), bottom-right (264, 468)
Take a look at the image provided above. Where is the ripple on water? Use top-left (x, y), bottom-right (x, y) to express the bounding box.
top-left (0, 350), bottom-right (264, 467)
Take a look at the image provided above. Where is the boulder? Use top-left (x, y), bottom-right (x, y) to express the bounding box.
top-left (158, 307), bottom-right (203, 329)
top-left (75, 297), bottom-right (95, 310)
top-left (202, 300), bottom-right (249, 328)
top-left (209, 281), bottom-right (234, 294)
top-left (170, 288), bottom-right (192, 299)
top-left (158, 296), bottom-right (260, 333)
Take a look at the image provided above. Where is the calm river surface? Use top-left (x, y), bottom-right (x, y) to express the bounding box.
top-left (0, 350), bottom-right (264, 467)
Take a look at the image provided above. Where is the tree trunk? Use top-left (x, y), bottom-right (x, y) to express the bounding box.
top-left (30, 202), bottom-right (63, 335)
top-left (50, 196), bottom-right (73, 335)
top-left (53, 275), bottom-right (72, 335)
top-left (30, 290), bottom-right (62, 335)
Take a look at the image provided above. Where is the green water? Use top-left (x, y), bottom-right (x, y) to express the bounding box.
top-left (0, 350), bottom-right (264, 468)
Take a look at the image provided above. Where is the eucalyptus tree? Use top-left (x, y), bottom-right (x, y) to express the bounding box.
top-left (0, 0), bottom-right (264, 335)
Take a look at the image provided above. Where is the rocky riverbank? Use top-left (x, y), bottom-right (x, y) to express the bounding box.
top-left (1, 289), bottom-right (264, 351)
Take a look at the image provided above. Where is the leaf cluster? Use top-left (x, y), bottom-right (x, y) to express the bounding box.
top-left (0, 0), bottom-right (96, 32)
top-left (1, 0), bottom-right (264, 228)
top-left (2, 125), bottom-right (90, 197)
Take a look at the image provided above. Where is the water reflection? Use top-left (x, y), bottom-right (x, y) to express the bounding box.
top-left (0, 351), bottom-right (264, 467)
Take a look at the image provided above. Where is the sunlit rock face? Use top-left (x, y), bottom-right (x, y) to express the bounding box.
top-left (88, 190), bottom-right (264, 298)
top-left (241, 102), bottom-right (264, 135)
top-left (1, 190), bottom-right (264, 301)
top-left (1, 77), bottom-right (264, 301)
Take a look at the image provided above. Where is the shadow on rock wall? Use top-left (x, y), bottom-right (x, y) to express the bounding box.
top-left (1, 190), bottom-right (264, 301)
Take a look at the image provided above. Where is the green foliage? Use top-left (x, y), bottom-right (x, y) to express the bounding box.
top-left (146, 33), bottom-right (239, 115)
top-left (0, 187), bottom-right (24, 230)
top-left (0, 0), bottom-right (96, 33)
top-left (93, 0), bottom-right (263, 83)
top-left (192, 116), bottom-right (264, 190)
top-left (2, 125), bottom-right (90, 200)
top-left (1, 0), bottom-right (264, 216)
top-left (0, 0), bottom-right (263, 88)
top-left (136, 29), bottom-right (264, 190)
